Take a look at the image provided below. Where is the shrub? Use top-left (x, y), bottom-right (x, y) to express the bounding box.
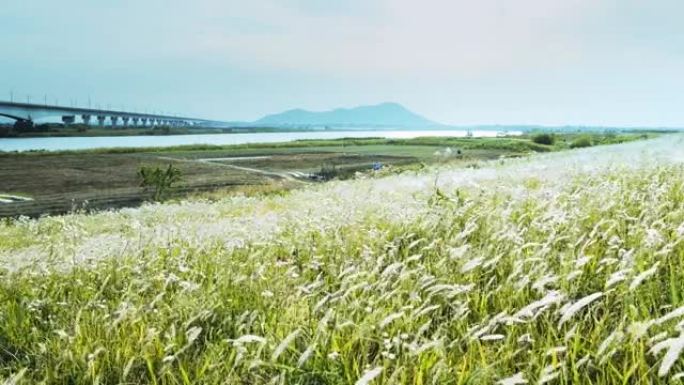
top-left (570, 135), bottom-right (593, 149)
top-left (138, 164), bottom-right (182, 201)
top-left (531, 133), bottom-right (556, 145)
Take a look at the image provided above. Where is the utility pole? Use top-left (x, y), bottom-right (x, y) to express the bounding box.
top-left (44, 94), bottom-right (47, 106)
top-left (88, 95), bottom-right (91, 108)
top-left (9, 90), bottom-right (13, 102)
top-left (27, 95), bottom-right (31, 103)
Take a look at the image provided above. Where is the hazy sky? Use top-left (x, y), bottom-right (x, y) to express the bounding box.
top-left (1, 0), bottom-right (683, 126)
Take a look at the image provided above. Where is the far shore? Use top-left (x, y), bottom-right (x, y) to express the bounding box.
top-left (1, 123), bottom-right (678, 140)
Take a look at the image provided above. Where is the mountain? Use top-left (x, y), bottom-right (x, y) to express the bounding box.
top-left (253, 102), bottom-right (438, 127)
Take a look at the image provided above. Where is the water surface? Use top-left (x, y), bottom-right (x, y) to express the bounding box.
top-left (0, 130), bottom-right (518, 152)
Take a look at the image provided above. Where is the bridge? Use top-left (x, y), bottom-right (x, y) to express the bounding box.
top-left (0, 100), bottom-right (216, 128)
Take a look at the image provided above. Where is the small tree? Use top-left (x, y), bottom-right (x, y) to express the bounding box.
top-left (138, 164), bottom-right (182, 201)
top-left (531, 133), bottom-right (555, 145)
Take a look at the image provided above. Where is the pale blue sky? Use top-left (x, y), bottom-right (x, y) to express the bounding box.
top-left (1, 0), bottom-right (683, 126)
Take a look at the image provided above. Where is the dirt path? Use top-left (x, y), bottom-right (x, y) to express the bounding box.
top-left (154, 155), bottom-right (307, 183)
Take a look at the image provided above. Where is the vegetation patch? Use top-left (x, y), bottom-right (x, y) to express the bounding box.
top-left (0, 135), bottom-right (683, 384)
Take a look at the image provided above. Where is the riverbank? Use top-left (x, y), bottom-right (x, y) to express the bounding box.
top-left (0, 124), bottom-right (329, 138)
top-left (0, 132), bottom-right (660, 217)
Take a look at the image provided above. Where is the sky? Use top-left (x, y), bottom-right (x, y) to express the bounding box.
top-left (1, 0), bottom-right (683, 127)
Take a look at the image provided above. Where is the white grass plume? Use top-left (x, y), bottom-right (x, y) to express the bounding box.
top-left (657, 306), bottom-right (684, 325)
top-left (297, 345), bottom-right (315, 368)
top-left (596, 330), bottom-right (623, 358)
top-left (650, 333), bottom-right (684, 377)
top-left (1, 369), bottom-right (27, 385)
top-left (629, 262), bottom-right (660, 291)
top-left (558, 292), bottom-right (603, 327)
top-left (497, 372), bottom-right (527, 385)
top-left (461, 257), bottom-right (484, 273)
top-left (480, 334), bottom-right (505, 341)
top-left (539, 364), bottom-right (560, 384)
top-left (411, 339), bottom-right (443, 356)
top-left (605, 269), bottom-right (630, 288)
top-left (355, 366), bottom-right (384, 385)
top-left (185, 326), bottom-right (202, 345)
top-left (379, 311), bottom-right (404, 329)
top-left (513, 290), bottom-right (564, 319)
top-left (271, 329), bottom-right (300, 362)
top-left (232, 335), bottom-right (267, 345)
top-left (546, 346), bottom-right (567, 356)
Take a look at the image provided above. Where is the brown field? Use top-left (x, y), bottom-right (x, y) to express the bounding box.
top-left (0, 153), bottom-right (270, 217)
top-left (0, 150), bottom-right (420, 217)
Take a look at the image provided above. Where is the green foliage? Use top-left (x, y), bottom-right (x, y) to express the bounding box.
top-left (316, 164), bottom-right (339, 180)
top-left (570, 135), bottom-right (594, 148)
top-left (138, 164), bottom-right (182, 201)
top-left (531, 133), bottom-right (556, 145)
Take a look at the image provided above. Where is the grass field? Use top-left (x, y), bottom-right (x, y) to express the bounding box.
top-left (0, 132), bottom-right (656, 217)
top-left (0, 134), bottom-right (683, 384)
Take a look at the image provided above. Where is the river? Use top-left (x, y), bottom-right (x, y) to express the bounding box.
top-left (0, 130), bottom-right (519, 152)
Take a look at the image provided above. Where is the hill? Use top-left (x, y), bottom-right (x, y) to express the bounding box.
top-left (253, 102), bottom-right (437, 127)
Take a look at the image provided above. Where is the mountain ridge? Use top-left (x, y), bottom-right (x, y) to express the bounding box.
top-left (253, 102), bottom-right (438, 127)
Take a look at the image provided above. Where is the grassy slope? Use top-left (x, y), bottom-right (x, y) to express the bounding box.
top-left (1, 134), bottom-right (683, 384)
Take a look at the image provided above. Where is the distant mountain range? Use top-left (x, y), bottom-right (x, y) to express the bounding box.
top-left (213, 103), bottom-right (684, 132)
top-left (250, 102), bottom-right (438, 128)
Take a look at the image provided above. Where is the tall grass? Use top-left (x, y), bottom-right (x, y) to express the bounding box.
top-left (1, 136), bottom-right (683, 384)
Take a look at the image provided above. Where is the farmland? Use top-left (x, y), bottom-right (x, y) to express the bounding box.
top-left (0, 132), bottom-right (653, 217)
top-left (1, 134), bottom-right (683, 384)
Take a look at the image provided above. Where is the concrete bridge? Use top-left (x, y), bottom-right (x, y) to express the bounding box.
top-left (0, 100), bottom-right (215, 128)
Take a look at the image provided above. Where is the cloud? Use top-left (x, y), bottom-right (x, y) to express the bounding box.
top-left (182, 0), bottom-right (601, 76)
